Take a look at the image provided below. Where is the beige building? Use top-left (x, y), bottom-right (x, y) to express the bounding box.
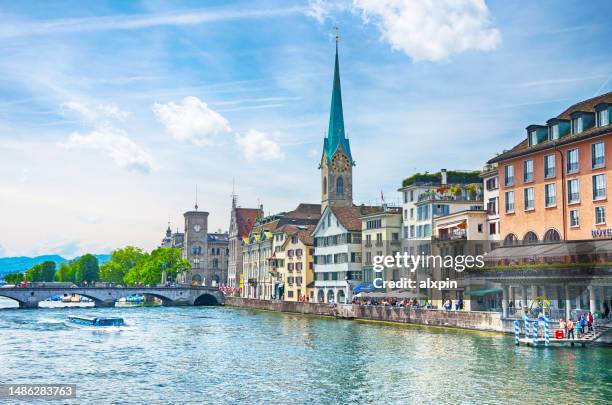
top-left (360, 206), bottom-right (402, 288)
top-left (270, 225), bottom-right (316, 302)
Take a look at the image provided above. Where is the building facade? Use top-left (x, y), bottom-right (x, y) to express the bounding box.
top-left (313, 206), bottom-right (368, 303)
top-left (227, 197), bottom-right (261, 292)
top-left (481, 163), bottom-right (500, 244)
top-left (360, 206), bottom-right (402, 286)
top-left (241, 204), bottom-right (320, 300)
top-left (489, 92), bottom-right (612, 243)
top-left (270, 225), bottom-right (316, 302)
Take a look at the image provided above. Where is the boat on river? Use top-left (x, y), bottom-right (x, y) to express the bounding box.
top-left (68, 315), bottom-right (126, 327)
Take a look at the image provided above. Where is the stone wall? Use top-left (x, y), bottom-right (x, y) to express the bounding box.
top-left (225, 297), bottom-right (335, 316)
top-left (225, 297), bottom-right (517, 333)
top-left (353, 305), bottom-right (514, 332)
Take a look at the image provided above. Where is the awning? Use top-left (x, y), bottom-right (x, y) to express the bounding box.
top-left (353, 282), bottom-right (374, 294)
top-left (486, 239), bottom-right (612, 260)
top-left (436, 220), bottom-right (466, 230)
top-left (464, 287), bottom-right (502, 297)
top-left (306, 281), bottom-right (315, 288)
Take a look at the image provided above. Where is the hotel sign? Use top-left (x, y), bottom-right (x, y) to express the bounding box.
top-left (592, 229), bottom-right (612, 238)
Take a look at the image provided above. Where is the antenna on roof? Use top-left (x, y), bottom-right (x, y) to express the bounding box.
top-left (194, 184), bottom-right (198, 211)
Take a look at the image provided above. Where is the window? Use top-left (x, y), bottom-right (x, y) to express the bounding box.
top-left (410, 208), bottom-right (414, 219)
top-left (543, 229), bottom-right (561, 242)
top-left (477, 224), bottom-right (483, 233)
top-left (504, 165), bottom-right (514, 186)
top-left (570, 209), bottom-right (579, 227)
top-left (567, 179), bottom-right (580, 203)
top-left (486, 177), bottom-right (498, 190)
top-left (505, 191), bottom-right (515, 213)
top-left (544, 155), bottom-right (556, 178)
top-left (591, 142), bottom-right (605, 169)
top-left (410, 190), bottom-right (414, 201)
top-left (545, 183), bottom-right (556, 207)
top-left (524, 187), bottom-right (535, 210)
top-left (593, 174), bottom-right (606, 200)
top-left (549, 124), bottom-right (559, 140)
top-left (572, 116), bottom-right (583, 134)
top-left (567, 149), bottom-right (579, 173)
top-left (487, 197), bottom-right (498, 215)
top-left (489, 222), bottom-right (497, 235)
top-left (336, 177), bottom-right (344, 195)
top-left (287, 291), bottom-right (294, 298)
top-left (597, 108), bottom-right (609, 127)
top-left (595, 206), bottom-right (606, 225)
top-left (523, 160), bottom-right (534, 182)
top-left (523, 231), bottom-right (538, 244)
top-left (529, 130), bottom-right (538, 146)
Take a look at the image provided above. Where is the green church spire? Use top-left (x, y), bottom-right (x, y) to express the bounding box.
top-left (324, 30), bottom-right (352, 163)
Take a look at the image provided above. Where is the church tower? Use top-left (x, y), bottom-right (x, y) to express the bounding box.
top-left (320, 31), bottom-right (353, 213)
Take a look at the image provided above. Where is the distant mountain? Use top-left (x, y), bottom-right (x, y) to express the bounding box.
top-left (0, 254), bottom-right (111, 276)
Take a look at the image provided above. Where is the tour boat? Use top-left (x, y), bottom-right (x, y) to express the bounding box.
top-left (68, 315), bottom-right (126, 327)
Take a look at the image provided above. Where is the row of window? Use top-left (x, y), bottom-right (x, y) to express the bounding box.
top-left (314, 233), bottom-right (361, 247)
top-left (504, 142), bottom-right (605, 187)
top-left (504, 174), bottom-right (607, 213)
top-left (314, 252), bottom-right (361, 265)
top-left (366, 219), bottom-right (382, 229)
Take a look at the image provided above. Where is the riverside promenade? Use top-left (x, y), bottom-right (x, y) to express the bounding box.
top-left (225, 297), bottom-right (516, 333)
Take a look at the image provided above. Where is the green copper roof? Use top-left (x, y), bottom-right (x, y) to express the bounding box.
top-left (324, 43), bottom-right (352, 163)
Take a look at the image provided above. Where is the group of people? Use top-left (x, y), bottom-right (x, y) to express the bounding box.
top-left (352, 297), bottom-right (435, 309)
top-left (559, 311), bottom-right (594, 339)
top-left (443, 298), bottom-right (464, 311)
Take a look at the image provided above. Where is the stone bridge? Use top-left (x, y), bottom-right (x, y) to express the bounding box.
top-left (0, 285), bottom-right (224, 308)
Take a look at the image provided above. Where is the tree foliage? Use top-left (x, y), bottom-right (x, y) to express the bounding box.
top-left (4, 272), bottom-right (25, 284)
top-left (99, 246), bottom-right (146, 284)
top-left (25, 261), bottom-right (56, 282)
top-left (122, 248), bottom-right (189, 286)
top-left (75, 254), bottom-right (99, 283)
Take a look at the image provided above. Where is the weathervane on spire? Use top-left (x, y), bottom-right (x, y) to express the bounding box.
top-left (194, 185), bottom-right (198, 211)
top-left (335, 26), bottom-right (339, 45)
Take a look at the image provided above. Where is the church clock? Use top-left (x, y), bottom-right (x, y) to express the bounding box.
top-left (331, 153), bottom-right (351, 173)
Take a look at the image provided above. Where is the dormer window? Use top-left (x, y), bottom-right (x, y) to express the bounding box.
top-left (529, 130), bottom-right (538, 146)
top-left (549, 124), bottom-right (559, 140)
top-left (572, 116), bottom-right (583, 134)
top-left (597, 108), bottom-right (609, 127)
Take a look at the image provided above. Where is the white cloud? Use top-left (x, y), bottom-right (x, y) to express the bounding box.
top-left (58, 127), bottom-right (157, 173)
top-left (152, 96), bottom-right (231, 146)
top-left (235, 130), bottom-right (284, 162)
top-left (353, 0), bottom-right (501, 62)
top-left (61, 100), bottom-right (130, 122)
top-left (306, 0), bottom-right (333, 23)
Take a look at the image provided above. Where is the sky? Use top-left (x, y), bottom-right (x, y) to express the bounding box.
top-left (0, 0), bottom-right (611, 258)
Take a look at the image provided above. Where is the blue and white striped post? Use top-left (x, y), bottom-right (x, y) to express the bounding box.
top-left (514, 320), bottom-right (520, 345)
top-left (532, 320), bottom-right (539, 346)
top-left (524, 313), bottom-right (530, 339)
top-left (544, 313), bottom-right (550, 347)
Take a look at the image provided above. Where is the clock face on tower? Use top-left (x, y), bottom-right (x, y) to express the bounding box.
top-left (193, 224), bottom-right (201, 232)
top-left (330, 153), bottom-right (351, 173)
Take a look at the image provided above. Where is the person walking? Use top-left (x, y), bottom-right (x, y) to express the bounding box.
top-left (566, 318), bottom-right (575, 340)
top-left (587, 311), bottom-right (594, 332)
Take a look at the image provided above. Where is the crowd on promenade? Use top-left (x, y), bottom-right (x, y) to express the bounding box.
top-left (350, 297), bottom-right (466, 310)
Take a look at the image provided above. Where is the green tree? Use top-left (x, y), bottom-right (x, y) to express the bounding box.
top-left (24, 261), bottom-right (55, 282)
top-left (75, 254), bottom-right (99, 284)
top-left (4, 272), bottom-right (25, 284)
top-left (55, 262), bottom-right (76, 282)
top-left (99, 246), bottom-right (146, 283)
top-left (123, 248), bottom-right (189, 286)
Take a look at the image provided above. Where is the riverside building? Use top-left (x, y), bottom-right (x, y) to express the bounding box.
top-left (477, 93), bottom-right (612, 319)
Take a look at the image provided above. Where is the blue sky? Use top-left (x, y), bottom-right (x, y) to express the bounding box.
top-left (0, 0), bottom-right (611, 257)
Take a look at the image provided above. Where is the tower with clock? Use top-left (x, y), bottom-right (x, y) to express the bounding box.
top-left (182, 203), bottom-right (209, 285)
top-left (320, 31), bottom-right (354, 213)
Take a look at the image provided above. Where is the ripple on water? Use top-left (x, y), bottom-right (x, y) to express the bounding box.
top-left (1, 306), bottom-right (611, 404)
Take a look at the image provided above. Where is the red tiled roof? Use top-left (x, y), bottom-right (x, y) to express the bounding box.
top-left (557, 92), bottom-right (612, 120)
top-left (235, 208), bottom-right (261, 238)
top-left (488, 92), bottom-right (612, 164)
top-left (330, 206), bottom-right (381, 232)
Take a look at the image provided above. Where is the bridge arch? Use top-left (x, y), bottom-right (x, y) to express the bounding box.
top-left (193, 292), bottom-right (221, 306)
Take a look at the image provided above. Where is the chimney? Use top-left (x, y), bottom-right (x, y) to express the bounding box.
top-left (441, 169), bottom-right (447, 185)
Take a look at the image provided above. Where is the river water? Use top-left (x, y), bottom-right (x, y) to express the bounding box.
top-left (0, 297), bottom-right (610, 404)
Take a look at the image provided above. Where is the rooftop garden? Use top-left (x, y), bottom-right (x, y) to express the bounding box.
top-left (402, 170), bottom-right (481, 187)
